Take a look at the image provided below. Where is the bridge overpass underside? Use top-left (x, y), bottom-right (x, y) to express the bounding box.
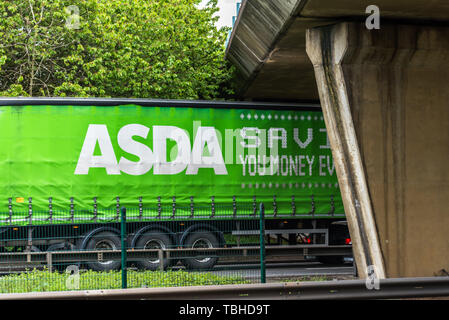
top-left (226, 0), bottom-right (449, 278)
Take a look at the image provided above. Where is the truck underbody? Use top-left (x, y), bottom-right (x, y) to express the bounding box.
top-left (0, 214), bottom-right (351, 271)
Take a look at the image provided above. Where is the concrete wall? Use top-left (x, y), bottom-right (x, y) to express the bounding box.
top-left (307, 22), bottom-right (449, 278)
top-left (348, 24), bottom-right (449, 277)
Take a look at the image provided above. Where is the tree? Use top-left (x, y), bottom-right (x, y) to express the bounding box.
top-left (0, 0), bottom-right (235, 99)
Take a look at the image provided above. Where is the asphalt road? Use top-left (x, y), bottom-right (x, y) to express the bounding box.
top-left (202, 260), bottom-right (356, 280)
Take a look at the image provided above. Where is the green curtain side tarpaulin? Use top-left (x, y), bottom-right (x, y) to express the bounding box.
top-left (0, 104), bottom-right (343, 225)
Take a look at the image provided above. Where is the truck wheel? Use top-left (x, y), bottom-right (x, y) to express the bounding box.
top-left (135, 232), bottom-right (172, 270)
top-left (85, 231), bottom-right (121, 271)
top-left (183, 232), bottom-right (219, 270)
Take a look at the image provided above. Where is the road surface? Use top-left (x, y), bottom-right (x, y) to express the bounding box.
top-left (179, 260), bottom-right (356, 280)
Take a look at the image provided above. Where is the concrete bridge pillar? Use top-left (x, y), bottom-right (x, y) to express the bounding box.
top-left (306, 22), bottom-right (449, 278)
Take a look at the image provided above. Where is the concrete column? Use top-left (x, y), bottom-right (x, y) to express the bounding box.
top-left (306, 22), bottom-right (449, 278)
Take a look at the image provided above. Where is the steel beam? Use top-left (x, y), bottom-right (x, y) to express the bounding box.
top-left (0, 277), bottom-right (448, 300)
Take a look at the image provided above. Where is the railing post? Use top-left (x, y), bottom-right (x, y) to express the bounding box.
top-left (121, 207), bottom-right (127, 289)
top-left (259, 203), bottom-right (266, 283)
top-left (46, 252), bottom-right (53, 273)
top-left (158, 249), bottom-right (164, 271)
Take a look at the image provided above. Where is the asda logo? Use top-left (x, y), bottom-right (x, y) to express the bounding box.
top-left (74, 124), bottom-right (227, 176)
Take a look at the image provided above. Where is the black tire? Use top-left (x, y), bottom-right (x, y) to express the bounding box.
top-left (85, 231), bottom-right (121, 271)
top-left (183, 232), bottom-right (219, 270)
top-left (135, 232), bottom-right (173, 270)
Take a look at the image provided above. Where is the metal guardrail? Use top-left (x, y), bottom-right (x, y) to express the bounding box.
top-left (0, 277), bottom-right (447, 300)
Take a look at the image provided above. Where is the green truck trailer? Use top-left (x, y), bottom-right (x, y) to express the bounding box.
top-left (0, 98), bottom-right (350, 271)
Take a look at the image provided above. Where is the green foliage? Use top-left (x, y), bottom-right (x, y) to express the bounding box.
top-left (0, 268), bottom-right (250, 293)
top-left (0, 0), bottom-right (235, 99)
